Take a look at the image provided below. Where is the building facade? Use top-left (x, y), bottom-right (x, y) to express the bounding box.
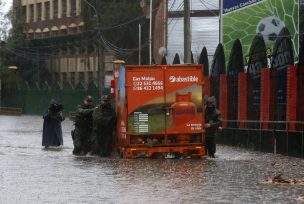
top-left (13, 0), bottom-right (114, 87)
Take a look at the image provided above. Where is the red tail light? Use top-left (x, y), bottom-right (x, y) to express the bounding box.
top-left (110, 79), bottom-right (115, 97)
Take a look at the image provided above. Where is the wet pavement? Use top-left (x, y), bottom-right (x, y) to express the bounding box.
top-left (0, 115), bottom-right (304, 204)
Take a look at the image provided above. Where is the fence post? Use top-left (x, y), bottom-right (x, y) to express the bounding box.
top-left (204, 76), bottom-right (211, 97)
top-left (220, 74), bottom-right (228, 128)
top-left (260, 68), bottom-right (276, 129)
top-left (298, 66), bottom-right (304, 131)
top-left (273, 125), bottom-right (277, 155)
top-left (238, 72), bottom-right (247, 128)
top-left (260, 69), bottom-right (271, 129)
top-left (286, 65), bottom-right (297, 131)
top-left (300, 123), bottom-right (304, 158)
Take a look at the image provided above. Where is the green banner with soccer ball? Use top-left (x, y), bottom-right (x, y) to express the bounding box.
top-left (222, 0), bottom-right (299, 65)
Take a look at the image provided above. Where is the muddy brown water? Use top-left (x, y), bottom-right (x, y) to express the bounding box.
top-left (1, 115), bottom-right (304, 203)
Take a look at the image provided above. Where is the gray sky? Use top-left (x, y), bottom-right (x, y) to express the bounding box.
top-left (0, 0), bottom-right (12, 39)
top-left (3, 0), bottom-right (12, 13)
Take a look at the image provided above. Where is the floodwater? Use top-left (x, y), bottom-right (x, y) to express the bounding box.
top-left (0, 115), bottom-right (304, 204)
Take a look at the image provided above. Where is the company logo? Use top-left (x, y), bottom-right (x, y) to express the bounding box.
top-left (169, 76), bottom-right (198, 83)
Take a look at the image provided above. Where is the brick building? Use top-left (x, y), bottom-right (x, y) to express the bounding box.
top-left (13, 0), bottom-right (114, 86)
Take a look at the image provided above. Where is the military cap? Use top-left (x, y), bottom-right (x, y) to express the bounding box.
top-left (100, 95), bottom-right (111, 101)
top-left (85, 95), bottom-right (93, 102)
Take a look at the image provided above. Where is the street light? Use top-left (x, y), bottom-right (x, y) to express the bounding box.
top-left (83, 0), bottom-right (105, 97)
top-left (8, 66), bottom-right (18, 70)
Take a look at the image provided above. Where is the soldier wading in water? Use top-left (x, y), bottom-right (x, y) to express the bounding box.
top-left (71, 96), bottom-right (94, 155)
top-left (204, 96), bottom-right (222, 158)
top-left (91, 95), bottom-right (116, 156)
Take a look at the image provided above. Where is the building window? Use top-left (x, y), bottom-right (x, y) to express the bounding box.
top-left (62, 72), bottom-right (67, 83)
top-left (79, 72), bottom-right (84, 82)
top-left (22, 6), bottom-right (26, 21)
top-left (53, 0), bottom-right (58, 19)
top-left (28, 33), bottom-right (34, 39)
top-left (61, 29), bottom-right (68, 35)
top-left (70, 72), bottom-right (75, 85)
top-left (71, 0), bottom-right (76, 16)
top-left (37, 3), bottom-right (42, 21)
top-left (69, 27), bottom-right (77, 34)
top-left (88, 71), bottom-right (94, 82)
top-left (55, 72), bottom-right (59, 81)
top-left (68, 47), bottom-right (76, 55)
top-left (43, 32), bottom-right (50, 38)
top-left (45, 2), bottom-right (50, 20)
top-left (52, 30), bottom-right (59, 37)
top-left (62, 0), bottom-right (67, 18)
top-left (35, 33), bottom-right (42, 39)
top-left (29, 4), bottom-right (34, 22)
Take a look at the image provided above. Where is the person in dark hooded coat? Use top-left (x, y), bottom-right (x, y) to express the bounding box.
top-left (42, 99), bottom-right (65, 148)
top-left (204, 96), bottom-right (222, 158)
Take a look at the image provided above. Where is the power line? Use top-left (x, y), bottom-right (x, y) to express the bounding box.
top-left (168, 1), bottom-right (184, 36)
top-left (200, 0), bottom-right (218, 9)
top-left (199, 0), bottom-right (219, 16)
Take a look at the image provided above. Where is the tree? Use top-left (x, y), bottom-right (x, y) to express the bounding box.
top-left (82, 0), bottom-right (149, 64)
top-left (300, 3), bottom-right (304, 54)
top-left (0, 0), bottom-right (9, 40)
top-left (0, 5), bottom-right (36, 84)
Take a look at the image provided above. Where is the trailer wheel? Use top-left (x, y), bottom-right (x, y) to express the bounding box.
top-left (151, 152), bottom-right (165, 159)
top-left (119, 150), bottom-right (124, 158)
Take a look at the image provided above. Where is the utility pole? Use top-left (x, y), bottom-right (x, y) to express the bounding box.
top-left (219, 0), bottom-right (222, 43)
top-left (0, 77), bottom-right (1, 107)
top-left (149, 0), bottom-right (153, 64)
top-left (164, 0), bottom-right (168, 48)
top-left (139, 24), bottom-right (141, 65)
top-left (37, 50), bottom-right (40, 85)
top-left (96, 2), bottom-right (104, 97)
top-left (84, 0), bottom-right (104, 96)
top-left (97, 22), bottom-right (104, 97)
top-left (184, 0), bottom-right (191, 63)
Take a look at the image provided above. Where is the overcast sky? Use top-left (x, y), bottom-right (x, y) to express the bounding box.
top-left (0, 1), bottom-right (12, 39)
top-left (3, 0), bottom-right (12, 13)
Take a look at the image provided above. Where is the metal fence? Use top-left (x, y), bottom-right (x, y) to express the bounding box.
top-left (220, 120), bottom-right (304, 158)
top-left (1, 81), bottom-right (109, 115)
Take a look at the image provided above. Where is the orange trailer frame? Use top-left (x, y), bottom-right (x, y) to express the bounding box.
top-left (113, 63), bottom-right (205, 158)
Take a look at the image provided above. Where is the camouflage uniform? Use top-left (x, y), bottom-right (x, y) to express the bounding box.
top-left (91, 95), bottom-right (116, 156)
top-left (204, 96), bottom-right (222, 158)
top-left (71, 97), bottom-right (94, 155)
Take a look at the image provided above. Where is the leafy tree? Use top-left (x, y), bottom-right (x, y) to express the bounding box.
top-left (300, 3), bottom-right (304, 49)
top-left (0, 4), bottom-right (52, 85)
top-left (0, 1), bottom-right (10, 40)
top-left (1, 0), bottom-right (151, 86)
top-left (0, 5), bottom-right (31, 81)
top-left (82, 0), bottom-right (150, 64)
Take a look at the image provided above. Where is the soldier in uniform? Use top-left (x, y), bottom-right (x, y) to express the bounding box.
top-left (71, 96), bottom-right (94, 155)
top-left (91, 95), bottom-right (116, 156)
top-left (204, 96), bottom-right (222, 158)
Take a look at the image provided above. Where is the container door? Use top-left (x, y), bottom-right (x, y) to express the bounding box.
top-left (164, 67), bottom-right (203, 134)
top-left (126, 68), bottom-right (166, 135)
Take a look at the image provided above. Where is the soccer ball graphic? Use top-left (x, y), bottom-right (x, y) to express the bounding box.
top-left (256, 16), bottom-right (285, 44)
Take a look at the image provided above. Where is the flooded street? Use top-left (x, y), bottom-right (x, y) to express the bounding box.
top-left (1, 115), bottom-right (304, 204)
